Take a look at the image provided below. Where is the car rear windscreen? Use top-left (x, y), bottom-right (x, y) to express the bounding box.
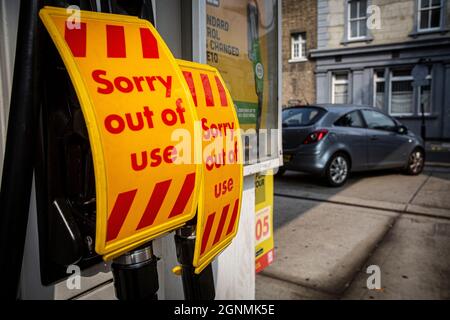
top-left (282, 107), bottom-right (325, 127)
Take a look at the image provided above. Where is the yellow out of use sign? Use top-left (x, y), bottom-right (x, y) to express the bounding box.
top-left (39, 7), bottom-right (201, 259)
top-left (178, 60), bottom-right (243, 274)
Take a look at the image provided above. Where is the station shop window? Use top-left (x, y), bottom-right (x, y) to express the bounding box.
top-left (205, 0), bottom-right (280, 166)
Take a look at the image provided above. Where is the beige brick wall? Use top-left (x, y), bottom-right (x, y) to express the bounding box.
top-left (323, 0), bottom-right (450, 49)
top-left (282, 0), bottom-right (317, 107)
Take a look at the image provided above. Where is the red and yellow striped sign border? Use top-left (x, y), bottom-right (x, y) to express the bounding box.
top-left (39, 7), bottom-right (202, 260)
top-left (178, 60), bottom-right (243, 274)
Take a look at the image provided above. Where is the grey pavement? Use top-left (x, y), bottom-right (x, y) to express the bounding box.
top-left (256, 166), bottom-right (450, 300)
top-left (274, 167), bottom-right (450, 219)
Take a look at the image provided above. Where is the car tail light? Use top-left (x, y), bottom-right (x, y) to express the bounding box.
top-left (303, 129), bottom-right (329, 145)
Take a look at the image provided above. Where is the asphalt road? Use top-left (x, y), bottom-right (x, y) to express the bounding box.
top-left (256, 166), bottom-right (450, 299)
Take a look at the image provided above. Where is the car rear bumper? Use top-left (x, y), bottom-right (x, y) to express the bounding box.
top-left (283, 148), bottom-right (329, 175)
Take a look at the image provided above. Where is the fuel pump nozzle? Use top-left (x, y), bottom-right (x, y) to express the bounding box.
top-left (111, 242), bottom-right (159, 300)
top-left (174, 222), bottom-right (215, 300)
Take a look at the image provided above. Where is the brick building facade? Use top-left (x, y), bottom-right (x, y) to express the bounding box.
top-left (282, 0), bottom-right (317, 107)
top-left (311, 0), bottom-right (450, 140)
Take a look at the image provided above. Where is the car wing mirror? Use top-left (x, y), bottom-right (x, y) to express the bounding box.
top-left (397, 125), bottom-right (408, 134)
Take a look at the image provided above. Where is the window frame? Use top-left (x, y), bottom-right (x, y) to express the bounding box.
top-left (417, 0), bottom-right (443, 32)
top-left (388, 70), bottom-right (415, 116)
top-left (290, 32), bottom-right (307, 62)
top-left (373, 70), bottom-right (386, 110)
top-left (417, 74), bottom-right (433, 115)
top-left (347, 0), bottom-right (368, 40)
top-left (332, 72), bottom-right (350, 104)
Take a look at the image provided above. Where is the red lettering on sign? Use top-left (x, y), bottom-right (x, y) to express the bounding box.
top-left (104, 114), bottom-right (125, 134)
top-left (214, 178), bottom-right (234, 198)
top-left (92, 69), bottom-right (114, 94)
top-left (131, 151), bottom-right (147, 171)
top-left (175, 99), bottom-right (186, 124)
top-left (104, 106), bottom-right (155, 135)
top-left (91, 70), bottom-right (172, 96)
top-left (161, 109), bottom-right (177, 126)
top-left (201, 118), bottom-right (235, 140)
top-left (114, 76), bottom-right (133, 93)
top-left (164, 146), bottom-right (177, 164)
top-left (133, 146), bottom-right (178, 169)
top-left (256, 214), bottom-right (270, 242)
top-left (157, 76), bottom-right (172, 98)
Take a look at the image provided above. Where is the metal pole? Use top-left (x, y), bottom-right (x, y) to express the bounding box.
top-left (421, 102), bottom-right (426, 141)
top-left (174, 224), bottom-right (216, 300)
top-left (0, 0), bottom-right (43, 300)
top-left (111, 242), bottom-right (159, 300)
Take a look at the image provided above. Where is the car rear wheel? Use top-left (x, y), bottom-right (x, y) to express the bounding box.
top-left (404, 149), bottom-right (425, 175)
top-left (325, 153), bottom-right (349, 187)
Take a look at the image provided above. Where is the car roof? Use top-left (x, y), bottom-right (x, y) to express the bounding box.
top-left (283, 104), bottom-right (383, 125)
top-left (284, 104), bottom-right (374, 114)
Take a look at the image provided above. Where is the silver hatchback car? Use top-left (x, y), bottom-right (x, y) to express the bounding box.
top-left (280, 104), bottom-right (425, 187)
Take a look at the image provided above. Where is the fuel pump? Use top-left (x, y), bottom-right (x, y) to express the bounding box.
top-left (174, 60), bottom-right (244, 301)
top-left (41, 0), bottom-right (161, 298)
top-left (3, 1), bottom-right (243, 301)
top-left (39, 4), bottom-right (204, 301)
top-left (37, 0), bottom-right (162, 299)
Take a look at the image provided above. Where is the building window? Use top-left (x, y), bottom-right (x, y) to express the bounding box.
top-left (332, 72), bottom-right (349, 104)
top-left (374, 70), bottom-right (385, 110)
top-left (290, 32), bottom-right (307, 61)
top-left (382, 67), bottom-right (434, 116)
top-left (390, 69), bottom-right (414, 115)
top-left (348, 0), bottom-right (368, 40)
top-left (418, 0), bottom-right (442, 31)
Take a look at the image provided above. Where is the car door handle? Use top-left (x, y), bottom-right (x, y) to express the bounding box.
top-left (370, 136), bottom-right (379, 141)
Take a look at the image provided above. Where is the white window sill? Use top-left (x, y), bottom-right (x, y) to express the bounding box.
top-left (288, 58), bottom-right (308, 63)
top-left (409, 28), bottom-right (449, 37)
top-left (341, 36), bottom-right (373, 45)
top-left (390, 113), bottom-right (415, 117)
